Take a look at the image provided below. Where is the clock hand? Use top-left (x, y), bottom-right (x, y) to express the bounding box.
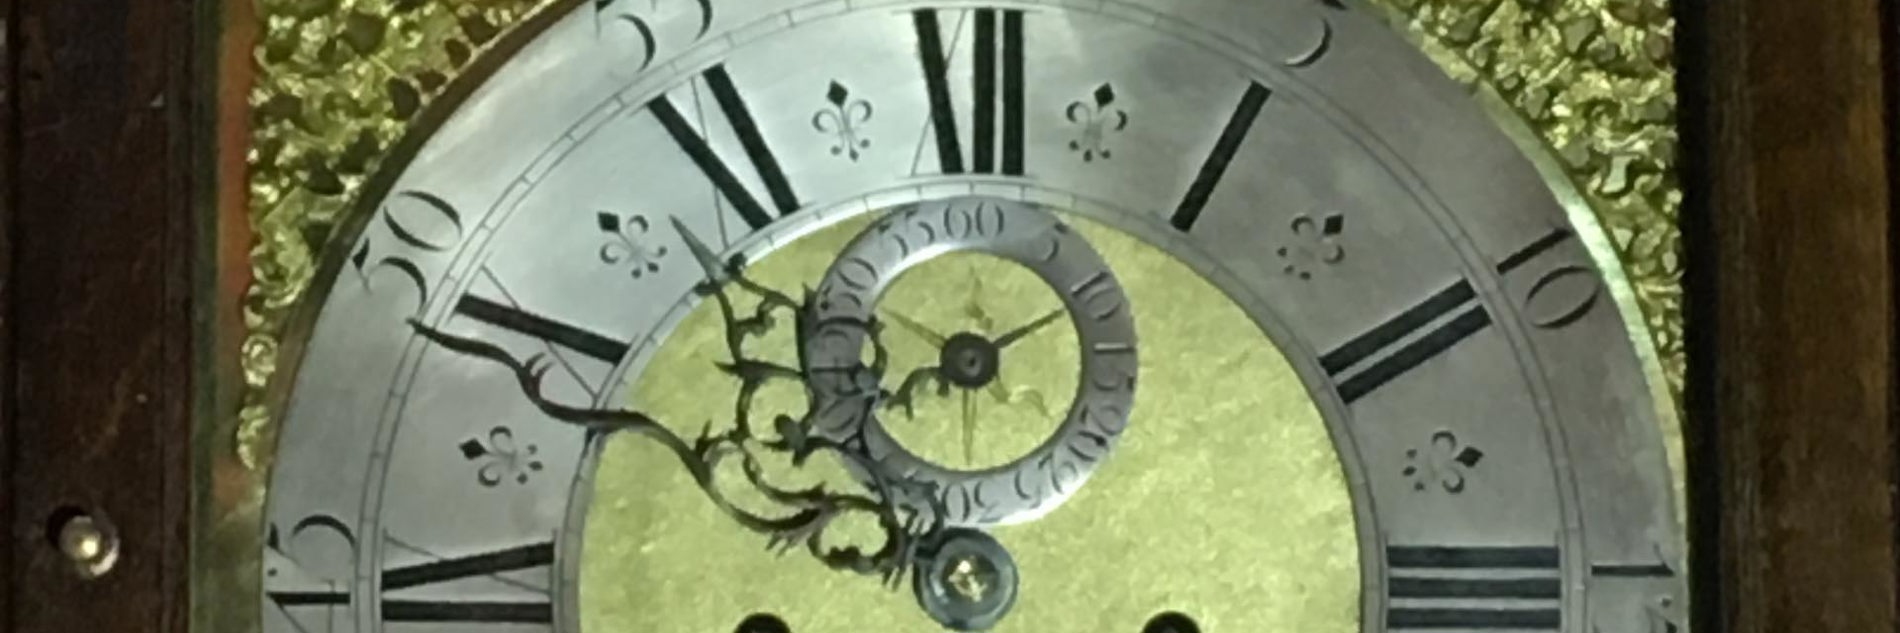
top-left (962, 389), bottom-right (977, 466)
top-left (887, 365), bottom-right (947, 419)
top-left (992, 308), bottom-right (1065, 350)
top-left (964, 266), bottom-right (996, 331)
top-left (670, 216), bottom-right (728, 284)
top-left (881, 308), bottom-right (949, 348)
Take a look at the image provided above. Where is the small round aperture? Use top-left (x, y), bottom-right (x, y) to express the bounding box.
top-left (1143, 612), bottom-right (1200, 633)
top-left (734, 613), bottom-right (789, 633)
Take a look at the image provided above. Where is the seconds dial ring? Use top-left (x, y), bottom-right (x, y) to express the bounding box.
top-left (804, 197), bottom-right (1139, 528)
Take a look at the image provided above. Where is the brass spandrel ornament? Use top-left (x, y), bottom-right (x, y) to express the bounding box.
top-left (213, 1), bottom-right (1689, 632)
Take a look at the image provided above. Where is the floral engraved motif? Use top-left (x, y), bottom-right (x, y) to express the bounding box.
top-left (1065, 83), bottom-right (1129, 162)
top-left (1276, 213), bottom-right (1346, 279)
top-left (1402, 430), bottom-right (1484, 493)
top-left (813, 81), bottom-right (874, 161)
top-left (597, 212), bottom-right (669, 278)
top-left (459, 426), bottom-right (545, 487)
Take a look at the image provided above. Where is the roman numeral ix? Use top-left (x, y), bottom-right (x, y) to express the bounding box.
top-left (913, 8), bottom-right (1025, 176)
top-left (1321, 229), bottom-right (1574, 403)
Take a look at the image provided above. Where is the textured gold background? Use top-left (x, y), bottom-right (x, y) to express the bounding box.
top-left (208, 0), bottom-right (1680, 631)
top-left (587, 215), bottom-right (1356, 633)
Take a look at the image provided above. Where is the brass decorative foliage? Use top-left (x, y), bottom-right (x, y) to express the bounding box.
top-left (1370, 0), bottom-right (1683, 400)
top-left (241, 0), bottom-right (556, 468)
top-left (237, 0), bottom-right (1682, 463)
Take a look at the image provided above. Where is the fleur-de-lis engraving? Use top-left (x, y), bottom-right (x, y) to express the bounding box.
top-left (458, 426), bottom-right (544, 487)
top-left (597, 211), bottom-right (668, 278)
top-left (812, 81), bottom-right (874, 161)
top-left (1066, 83), bottom-right (1129, 162)
top-left (1277, 212), bottom-right (1347, 279)
top-left (1402, 430), bottom-right (1484, 493)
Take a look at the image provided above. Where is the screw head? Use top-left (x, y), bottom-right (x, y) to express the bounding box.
top-left (913, 529), bottom-right (1019, 631)
top-left (53, 512), bottom-right (119, 579)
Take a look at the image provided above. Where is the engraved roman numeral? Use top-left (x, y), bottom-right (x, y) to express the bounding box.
top-left (1321, 279), bottom-right (1489, 404)
top-left (1321, 229), bottom-right (1576, 403)
top-left (382, 541), bottom-right (556, 624)
top-left (1387, 544), bottom-right (1562, 630)
top-left (1171, 81), bottom-right (1272, 232)
top-left (1590, 562), bottom-right (1675, 578)
top-left (267, 587), bottom-right (350, 633)
top-left (913, 8), bottom-right (1025, 176)
top-left (268, 539), bottom-right (557, 628)
top-left (649, 64), bottom-right (800, 230)
top-left (455, 294), bottom-right (631, 365)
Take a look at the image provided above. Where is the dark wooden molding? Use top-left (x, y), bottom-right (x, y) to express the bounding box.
top-left (2, 0), bottom-right (17, 627)
top-left (4, 0), bottom-right (202, 631)
top-left (1679, 0), bottom-right (1899, 632)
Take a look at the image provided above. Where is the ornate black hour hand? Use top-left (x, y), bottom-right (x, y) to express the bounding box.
top-left (878, 308), bottom-right (956, 420)
top-left (886, 365), bottom-right (951, 419)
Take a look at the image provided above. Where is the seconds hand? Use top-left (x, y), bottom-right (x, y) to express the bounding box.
top-left (882, 307), bottom-right (1066, 466)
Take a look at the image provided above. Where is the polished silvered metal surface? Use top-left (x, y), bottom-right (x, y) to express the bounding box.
top-left (806, 198), bottom-right (1136, 528)
top-left (256, 0), bottom-right (1688, 632)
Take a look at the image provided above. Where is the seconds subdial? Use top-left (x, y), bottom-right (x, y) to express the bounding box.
top-left (881, 297), bottom-right (1068, 469)
top-left (803, 197), bottom-right (1140, 530)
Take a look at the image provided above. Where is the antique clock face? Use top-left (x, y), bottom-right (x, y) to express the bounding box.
top-left (259, 1), bottom-right (1686, 633)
